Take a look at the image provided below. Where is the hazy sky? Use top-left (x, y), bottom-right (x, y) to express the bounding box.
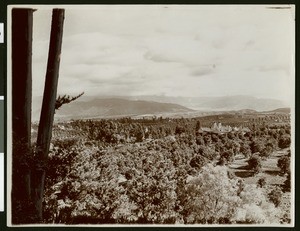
top-left (17, 5), bottom-right (295, 102)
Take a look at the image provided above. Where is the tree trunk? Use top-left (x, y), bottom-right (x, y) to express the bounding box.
top-left (11, 8), bottom-right (35, 224)
top-left (33, 9), bottom-right (65, 222)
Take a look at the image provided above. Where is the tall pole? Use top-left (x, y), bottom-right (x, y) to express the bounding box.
top-left (34, 8), bottom-right (65, 221)
top-left (11, 8), bottom-right (35, 224)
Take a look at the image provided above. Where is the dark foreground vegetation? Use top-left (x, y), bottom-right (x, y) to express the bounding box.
top-left (32, 112), bottom-right (291, 224)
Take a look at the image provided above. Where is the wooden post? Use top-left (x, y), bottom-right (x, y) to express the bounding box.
top-left (33, 8), bottom-right (65, 221)
top-left (11, 8), bottom-right (35, 224)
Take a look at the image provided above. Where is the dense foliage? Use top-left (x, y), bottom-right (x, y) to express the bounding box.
top-left (39, 114), bottom-right (291, 224)
top-left (277, 155), bottom-right (290, 175)
top-left (247, 155), bottom-right (262, 174)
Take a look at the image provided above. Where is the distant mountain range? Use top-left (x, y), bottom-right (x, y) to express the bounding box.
top-left (262, 108), bottom-right (291, 114)
top-left (31, 95), bottom-right (290, 121)
top-left (54, 98), bottom-right (193, 120)
top-left (123, 95), bottom-right (289, 112)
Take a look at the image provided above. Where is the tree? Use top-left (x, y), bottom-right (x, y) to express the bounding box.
top-left (198, 145), bottom-right (216, 161)
top-left (34, 9), bottom-right (65, 222)
top-left (195, 120), bottom-right (201, 133)
top-left (184, 164), bottom-right (282, 224)
top-left (219, 150), bottom-right (234, 164)
top-left (134, 125), bottom-right (145, 142)
top-left (268, 187), bottom-right (283, 207)
top-left (196, 135), bottom-right (205, 145)
top-left (183, 164), bottom-right (241, 224)
top-left (175, 125), bottom-right (186, 135)
top-left (278, 136), bottom-right (291, 149)
top-left (257, 177), bottom-right (266, 188)
top-left (189, 155), bottom-right (207, 170)
top-left (277, 155), bottom-right (290, 175)
top-left (260, 146), bottom-right (273, 159)
top-left (282, 173), bottom-right (291, 192)
top-left (12, 8), bottom-right (67, 223)
top-left (240, 143), bottom-right (251, 158)
top-left (250, 139), bottom-right (265, 154)
top-left (247, 155), bottom-right (262, 174)
top-left (236, 184), bottom-right (282, 224)
top-left (44, 144), bottom-right (179, 224)
top-left (12, 8), bottom-right (36, 224)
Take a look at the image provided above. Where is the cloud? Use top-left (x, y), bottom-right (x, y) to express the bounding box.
top-left (190, 66), bottom-right (216, 77)
top-left (257, 65), bottom-right (289, 73)
top-left (245, 65), bottom-right (291, 76)
top-left (29, 5), bottom-right (294, 102)
top-left (244, 39), bottom-right (255, 48)
top-left (143, 51), bottom-right (180, 63)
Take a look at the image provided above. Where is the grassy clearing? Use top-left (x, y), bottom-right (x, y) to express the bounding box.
top-left (229, 148), bottom-right (288, 184)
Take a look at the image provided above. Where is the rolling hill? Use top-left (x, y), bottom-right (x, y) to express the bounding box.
top-left (31, 95), bottom-right (290, 121)
top-left (53, 98), bottom-right (194, 120)
top-left (264, 108), bottom-right (291, 114)
top-left (124, 95), bottom-right (289, 112)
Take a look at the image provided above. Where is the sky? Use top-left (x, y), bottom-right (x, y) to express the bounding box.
top-left (19, 5), bottom-right (295, 102)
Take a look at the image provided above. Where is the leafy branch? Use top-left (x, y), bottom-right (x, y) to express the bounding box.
top-left (55, 92), bottom-right (84, 110)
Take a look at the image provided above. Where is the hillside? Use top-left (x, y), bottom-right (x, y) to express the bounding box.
top-left (54, 98), bottom-right (193, 120)
top-left (124, 95), bottom-right (289, 112)
top-left (264, 108), bottom-right (291, 114)
top-left (31, 95), bottom-right (290, 121)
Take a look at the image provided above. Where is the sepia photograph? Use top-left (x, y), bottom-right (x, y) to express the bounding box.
top-left (7, 4), bottom-right (294, 226)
